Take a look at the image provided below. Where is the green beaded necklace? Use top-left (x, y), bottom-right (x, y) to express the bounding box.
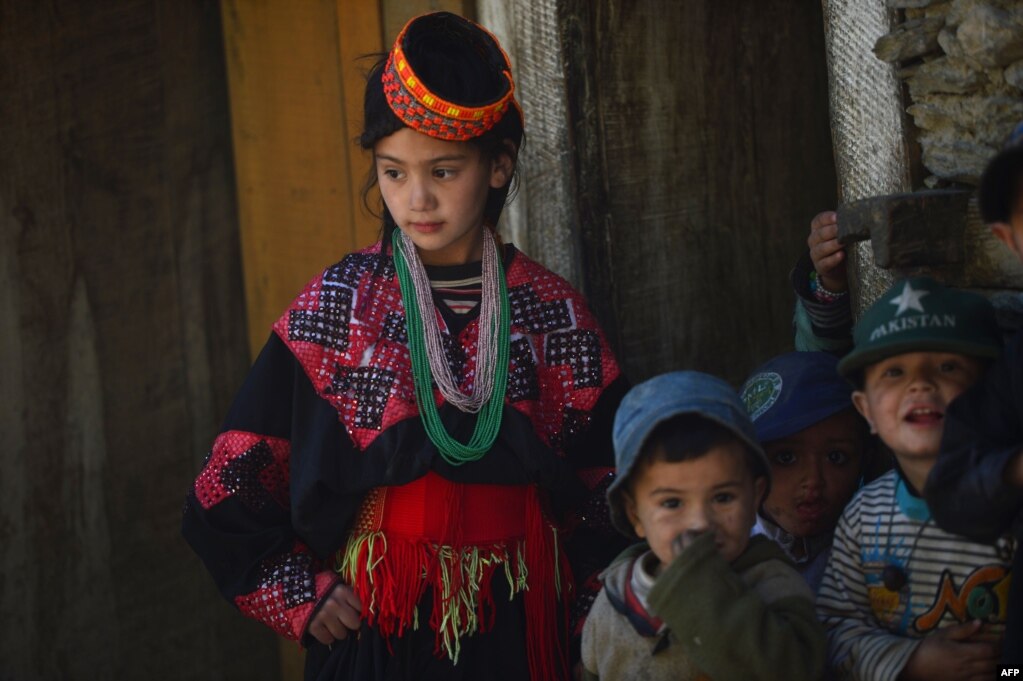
top-left (391, 230), bottom-right (510, 465)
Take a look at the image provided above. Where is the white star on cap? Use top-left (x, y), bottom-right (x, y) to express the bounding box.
top-left (889, 281), bottom-right (929, 316)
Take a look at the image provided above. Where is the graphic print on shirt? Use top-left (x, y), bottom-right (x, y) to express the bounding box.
top-left (862, 514), bottom-right (1013, 634)
top-left (914, 565), bottom-right (1011, 633)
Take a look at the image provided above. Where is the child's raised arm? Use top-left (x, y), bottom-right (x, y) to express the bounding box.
top-left (793, 211), bottom-right (853, 353)
top-left (808, 210), bottom-right (848, 294)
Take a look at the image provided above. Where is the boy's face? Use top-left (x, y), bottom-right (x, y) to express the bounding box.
top-left (852, 351), bottom-right (984, 461)
top-left (625, 441), bottom-right (766, 569)
top-left (990, 188), bottom-right (1023, 263)
top-left (761, 408), bottom-right (864, 540)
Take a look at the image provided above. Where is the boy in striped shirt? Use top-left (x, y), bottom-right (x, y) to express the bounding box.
top-left (817, 277), bottom-right (1012, 681)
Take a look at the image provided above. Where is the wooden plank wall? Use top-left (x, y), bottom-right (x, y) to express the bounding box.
top-left (479, 2), bottom-right (584, 288)
top-left (0, 1), bottom-right (276, 679)
top-left (559, 0), bottom-right (839, 384)
top-left (221, 0), bottom-right (381, 356)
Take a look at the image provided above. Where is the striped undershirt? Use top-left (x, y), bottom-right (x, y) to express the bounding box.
top-left (422, 258), bottom-right (487, 337)
top-left (430, 272), bottom-right (482, 316)
top-left (816, 470), bottom-right (1014, 681)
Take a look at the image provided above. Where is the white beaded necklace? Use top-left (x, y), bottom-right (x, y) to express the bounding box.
top-left (392, 228), bottom-right (501, 413)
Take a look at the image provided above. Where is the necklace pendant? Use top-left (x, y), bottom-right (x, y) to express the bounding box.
top-left (882, 564), bottom-right (907, 591)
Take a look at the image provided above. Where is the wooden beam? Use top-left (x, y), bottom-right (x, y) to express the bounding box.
top-left (222, 0), bottom-right (381, 357)
top-left (336, 0), bottom-right (387, 252)
top-left (837, 190), bottom-right (1023, 290)
top-left (838, 190), bottom-right (971, 268)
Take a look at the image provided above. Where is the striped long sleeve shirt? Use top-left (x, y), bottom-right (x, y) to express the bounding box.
top-left (816, 470), bottom-right (1014, 681)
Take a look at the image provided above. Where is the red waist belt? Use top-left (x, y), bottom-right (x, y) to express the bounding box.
top-left (370, 471), bottom-right (528, 542)
top-left (338, 471), bottom-right (571, 681)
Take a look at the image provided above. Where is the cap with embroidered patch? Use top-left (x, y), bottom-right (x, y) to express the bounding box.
top-left (741, 351), bottom-right (853, 443)
top-left (836, 276), bottom-right (1001, 378)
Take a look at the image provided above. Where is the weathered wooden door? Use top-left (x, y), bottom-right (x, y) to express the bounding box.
top-left (482, 0), bottom-right (839, 384)
top-left (1, 1), bottom-right (267, 679)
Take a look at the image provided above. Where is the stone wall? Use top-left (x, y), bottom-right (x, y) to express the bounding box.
top-left (875, 0), bottom-right (1023, 185)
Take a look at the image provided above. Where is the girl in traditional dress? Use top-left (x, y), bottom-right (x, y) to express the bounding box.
top-left (182, 12), bottom-right (627, 681)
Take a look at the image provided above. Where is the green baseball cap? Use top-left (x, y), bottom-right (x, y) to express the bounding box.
top-left (837, 276), bottom-right (1001, 377)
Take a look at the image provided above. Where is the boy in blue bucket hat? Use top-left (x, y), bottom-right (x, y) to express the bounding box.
top-left (741, 351), bottom-right (874, 593)
top-left (580, 371), bottom-right (825, 681)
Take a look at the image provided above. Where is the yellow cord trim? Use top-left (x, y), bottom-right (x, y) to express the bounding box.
top-left (338, 530), bottom-right (548, 664)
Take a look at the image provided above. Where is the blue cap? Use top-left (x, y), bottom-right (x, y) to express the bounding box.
top-left (607, 371), bottom-right (767, 536)
top-left (740, 351), bottom-right (854, 443)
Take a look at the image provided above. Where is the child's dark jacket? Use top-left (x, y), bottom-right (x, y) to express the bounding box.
top-left (927, 327), bottom-right (1023, 666)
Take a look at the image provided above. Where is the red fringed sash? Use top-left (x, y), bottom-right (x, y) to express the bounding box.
top-left (337, 472), bottom-right (571, 680)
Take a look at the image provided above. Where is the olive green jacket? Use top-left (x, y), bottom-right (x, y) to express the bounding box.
top-left (581, 534), bottom-right (826, 681)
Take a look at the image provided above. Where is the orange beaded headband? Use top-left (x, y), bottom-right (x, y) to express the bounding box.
top-left (382, 14), bottom-right (521, 141)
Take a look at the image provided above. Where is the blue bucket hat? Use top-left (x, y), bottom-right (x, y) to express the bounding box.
top-left (740, 351), bottom-right (853, 444)
top-left (607, 371), bottom-right (768, 537)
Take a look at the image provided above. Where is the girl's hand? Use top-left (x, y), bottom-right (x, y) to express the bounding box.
top-left (307, 583), bottom-right (363, 646)
top-left (807, 211), bottom-right (848, 293)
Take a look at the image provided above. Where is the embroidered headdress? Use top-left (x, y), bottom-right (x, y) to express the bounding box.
top-left (381, 12), bottom-right (522, 141)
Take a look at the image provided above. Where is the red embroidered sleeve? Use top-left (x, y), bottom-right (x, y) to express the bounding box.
top-left (187, 430), bottom-right (338, 641)
top-left (233, 551), bottom-right (339, 641)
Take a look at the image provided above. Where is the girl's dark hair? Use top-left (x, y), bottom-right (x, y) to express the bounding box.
top-left (359, 13), bottom-right (524, 243)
